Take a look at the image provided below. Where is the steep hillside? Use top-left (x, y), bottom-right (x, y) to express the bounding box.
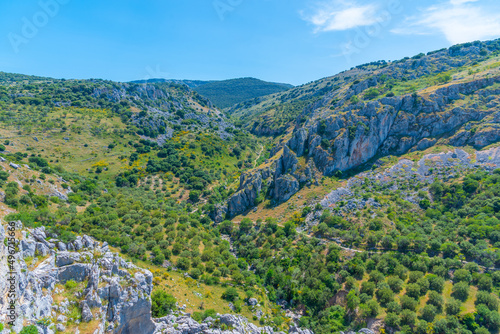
top-left (229, 39), bottom-right (500, 137)
top-left (220, 39), bottom-right (500, 220)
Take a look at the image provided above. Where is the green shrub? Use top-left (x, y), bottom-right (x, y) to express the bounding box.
top-left (65, 280), bottom-right (78, 289)
top-left (20, 325), bottom-right (39, 334)
top-left (151, 290), bottom-right (176, 317)
top-left (222, 287), bottom-right (239, 302)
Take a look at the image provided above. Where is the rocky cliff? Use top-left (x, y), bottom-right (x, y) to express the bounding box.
top-left (290, 76), bottom-right (500, 176)
top-left (0, 222), bottom-right (156, 334)
top-left (212, 145), bottom-right (319, 222)
top-left (217, 75), bottom-right (500, 220)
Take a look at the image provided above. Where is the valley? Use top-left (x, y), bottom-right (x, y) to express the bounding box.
top-left (2, 39), bottom-right (500, 334)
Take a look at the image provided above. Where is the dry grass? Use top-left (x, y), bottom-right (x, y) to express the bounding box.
top-left (0, 108), bottom-right (135, 178)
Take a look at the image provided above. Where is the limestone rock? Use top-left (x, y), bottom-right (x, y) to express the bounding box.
top-left (272, 175), bottom-right (299, 203)
top-left (81, 301), bottom-right (93, 322)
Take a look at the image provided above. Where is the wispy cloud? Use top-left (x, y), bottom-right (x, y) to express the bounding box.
top-left (392, 0), bottom-right (500, 44)
top-left (301, 0), bottom-right (380, 32)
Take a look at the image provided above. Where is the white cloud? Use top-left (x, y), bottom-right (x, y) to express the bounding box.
top-left (393, 0), bottom-right (500, 44)
top-left (302, 1), bottom-right (380, 32)
top-left (449, 0), bottom-right (478, 4)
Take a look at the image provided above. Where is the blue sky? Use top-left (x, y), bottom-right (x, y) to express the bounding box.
top-left (1, 0), bottom-right (500, 85)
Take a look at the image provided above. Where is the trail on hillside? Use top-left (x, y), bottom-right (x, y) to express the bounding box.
top-left (254, 145), bottom-right (264, 168)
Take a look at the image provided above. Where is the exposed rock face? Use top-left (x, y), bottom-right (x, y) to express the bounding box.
top-left (0, 222), bottom-right (155, 334)
top-left (291, 77), bottom-right (500, 176)
top-left (213, 144), bottom-right (320, 221)
top-left (264, 76), bottom-right (500, 206)
top-left (153, 313), bottom-right (314, 334)
top-left (227, 171), bottom-right (263, 218)
top-left (272, 175), bottom-right (299, 203)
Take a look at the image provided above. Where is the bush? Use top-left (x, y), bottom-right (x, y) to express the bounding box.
top-left (222, 287), bottom-right (239, 302)
top-left (151, 290), bottom-right (176, 317)
top-left (20, 326), bottom-right (39, 334)
top-left (65, 280), bottom-right (78, 289)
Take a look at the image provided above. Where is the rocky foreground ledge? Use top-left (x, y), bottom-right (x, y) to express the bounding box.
top-left (0, 221), bottom-right (317, 334)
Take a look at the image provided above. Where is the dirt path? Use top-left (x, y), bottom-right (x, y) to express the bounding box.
top-left (254, 145), bottom-right (264, 168)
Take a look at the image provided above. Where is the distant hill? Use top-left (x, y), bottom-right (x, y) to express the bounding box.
top-left (192, 77), bottom-right (293, 109)
top-left (130, 78), bottom-right (210, 88)
top-left (131, 77), bottom-right (293, 109)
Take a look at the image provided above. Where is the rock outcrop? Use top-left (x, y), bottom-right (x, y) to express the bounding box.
top-left (154, 313), bottom-right (314, 334)
top-left (308, 146), bottom-right (500, 225)
top-left (0, 222), bottom-right (155, 334)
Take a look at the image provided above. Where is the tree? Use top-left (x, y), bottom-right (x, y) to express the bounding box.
top-left (189, 190), bottom-right (200, 202)
top-left (478, 276), bottom-right (493, 292)
top-left (453, 269), bottom-right (472, 283)
top-left (346, 290), bottom-right (360, 313)
top-left (397, 237), bottom-right (410, 251)
top-left (452, 282), bottom-right (470, 301)
top-left (239, 218), bottom-right (253, 234)
top-left (420, 304), bottom-right (437, 322)
top-left (400, 296), bottom-right (417, 311)
top-left (427, 290), bottom-right (444, 311)
top-left (176, 257), bottom-right (190, 271)
top-left (376, 287), bottom-right (394, 306)
top-left (400, 309), bottom-right (416, 327)
top-left (445, 298), bottom-right (461, 315)
top-left (385, 312), bottom-right (400, 328)
top-left (361, 281), bottom-right (376, 296)
top-left (151, 290), bottom-right (176, 317)
top-left (189, 268), bottom-right (202, 279)
top-left (361, 300), bottom-right (379, 318)
top-left (405, 283), bottom-right (421, 299)
top-left (153, 253), bottom-right (165, 266)
top-left (381, 236), bottom-right (394, 249)
top-left (387, 276), bottom-right (404, 293)
top-left (428, 274), bottom-right (445, 293)
top-left (476, 291), bottom-right (499, 311)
